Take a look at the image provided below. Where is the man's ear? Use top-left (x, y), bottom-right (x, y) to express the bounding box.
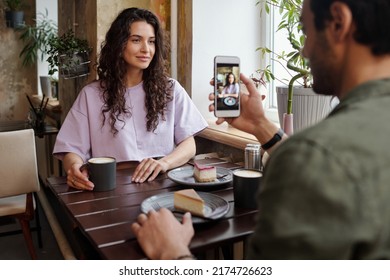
top-left (328, 2), bottom-right (354, 42)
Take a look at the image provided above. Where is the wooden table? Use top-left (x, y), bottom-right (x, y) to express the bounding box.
top-left (46, 158), bottom-right (258, 259)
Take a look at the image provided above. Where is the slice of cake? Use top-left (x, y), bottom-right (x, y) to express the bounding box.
top-left (193, 162), bottom-right (217, 182)
top-left (174, 189), bottom-right (205, 217)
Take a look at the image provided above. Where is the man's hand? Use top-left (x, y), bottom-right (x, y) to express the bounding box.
top-left (209, 73), bottom-right (267, 136)
top-left (131, 208), bottom-right (194, 259)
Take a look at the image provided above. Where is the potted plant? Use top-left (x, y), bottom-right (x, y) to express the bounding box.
top-left (257, 0), bottom-right (334, 134)
top-left (46, 29), bottom-right (92, 79)
top-left (18, 9), bottom-right (57, 66)
top-left (17, 10), bottom-right (57, 98)
top-left (4, 0), bottom-right (25, 28)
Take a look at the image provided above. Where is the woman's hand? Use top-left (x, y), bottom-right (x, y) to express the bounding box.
top-left (64, 153), bottom-right (94, 191)
top-left (131, 208), bottom-right (194, 259)
top-left (132, 158), bottom-right (169, 183)
top-left (66, 162), bottom-right (94, 191)
top-left (132, 137), bottom-right (196, 183)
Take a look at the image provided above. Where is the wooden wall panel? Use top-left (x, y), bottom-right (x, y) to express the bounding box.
top-left (57, 0), bottom-right (96, 123)
top-left (177, 0), bottom-right (192, 96)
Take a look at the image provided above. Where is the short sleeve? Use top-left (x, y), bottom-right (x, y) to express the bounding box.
top-left (172, 81), bottom-right (208, 144)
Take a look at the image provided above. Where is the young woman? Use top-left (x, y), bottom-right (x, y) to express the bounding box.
top-left (219, 72), bottom-right (239, 98)
top-left (53, 8), bottom-right (207, 190)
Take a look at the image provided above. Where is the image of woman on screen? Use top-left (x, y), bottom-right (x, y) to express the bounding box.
top-left (218, 72), bottom-right (239, 98)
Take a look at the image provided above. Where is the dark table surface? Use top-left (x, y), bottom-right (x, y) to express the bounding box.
top-left (46, 158), bottom-right (258, 260)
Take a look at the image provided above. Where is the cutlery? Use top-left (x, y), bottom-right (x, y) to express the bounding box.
top-left (217, 174), bottom-right (229, 179)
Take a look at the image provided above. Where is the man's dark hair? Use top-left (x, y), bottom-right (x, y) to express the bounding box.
top-left (310, 0), bottom-right (390, 55)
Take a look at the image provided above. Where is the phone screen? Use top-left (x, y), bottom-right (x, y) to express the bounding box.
top-left (214, 56), bottom-right (240, 118)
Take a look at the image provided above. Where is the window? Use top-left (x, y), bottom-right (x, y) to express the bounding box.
top-left (37, 0), bottom-right (58, 96)
top-left (190, 0), bottom-right (265, 121)
top-left (263, 4), bottom-right (298, 123)
top-left (186, 0), bottom-right (291, 125)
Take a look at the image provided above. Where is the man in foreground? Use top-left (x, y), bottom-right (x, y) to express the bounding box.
top-left (131, 0), bottom-right (390, 259)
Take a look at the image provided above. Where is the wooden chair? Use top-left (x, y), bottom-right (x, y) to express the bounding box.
top-left (0, 129), bottom-right (40, 259)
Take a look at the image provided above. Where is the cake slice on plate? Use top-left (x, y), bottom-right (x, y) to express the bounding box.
top-left (174, 189), bottom-right (205, 217)
top-left (193, 162), bottom-right (217, 182)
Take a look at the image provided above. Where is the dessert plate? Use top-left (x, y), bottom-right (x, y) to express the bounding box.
top-left (223, 96), bottom-right (237, 106)
top-left (167, 166), bottom-right (232, 189)
top-left (140, 192), bottom-right (230, 224)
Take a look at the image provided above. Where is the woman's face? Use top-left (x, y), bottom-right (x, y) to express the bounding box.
top-left (228, 74), bottom-right (235, 84)
top-left (123, 21), bottom-right (156, 72)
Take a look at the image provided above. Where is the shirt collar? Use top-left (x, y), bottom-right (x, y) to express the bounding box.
top-left (330, 78), bottom-right (390, 116)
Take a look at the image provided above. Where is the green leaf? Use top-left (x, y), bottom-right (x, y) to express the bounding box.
top-left (265, 4), bottom-right (270, 14)
top-left (255, 0), bottom-right (312, 104)
top-left (299, 34), bottom-right (305, 46)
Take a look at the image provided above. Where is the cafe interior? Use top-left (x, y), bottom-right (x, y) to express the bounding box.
top-left (0, 0), bottom-right (303, 260)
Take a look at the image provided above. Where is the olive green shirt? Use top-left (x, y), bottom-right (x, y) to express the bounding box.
top-left (247, 79), bottom-right (390, 259)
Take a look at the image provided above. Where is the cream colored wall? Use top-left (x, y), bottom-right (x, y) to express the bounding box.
top-left (0, 0), bottom-right (36, 121)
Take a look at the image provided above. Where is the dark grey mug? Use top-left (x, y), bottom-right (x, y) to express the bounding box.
top-left (233, 169), bottom-right (262, 209)
top-left (82, 157), bottom-right (116, 191)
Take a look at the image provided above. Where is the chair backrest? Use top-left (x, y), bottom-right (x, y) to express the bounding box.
top-left (0, 129), bottom-right (40, 198)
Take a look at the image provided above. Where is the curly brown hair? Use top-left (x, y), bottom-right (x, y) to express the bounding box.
top-left (97, 8), bottom-right (173, 135)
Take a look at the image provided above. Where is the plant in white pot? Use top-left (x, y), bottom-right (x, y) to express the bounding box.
top-left (257, 0), bottom-right (335, 134)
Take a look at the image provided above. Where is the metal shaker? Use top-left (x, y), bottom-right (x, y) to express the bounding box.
top-left (244, 144), bottom-right (262, 171)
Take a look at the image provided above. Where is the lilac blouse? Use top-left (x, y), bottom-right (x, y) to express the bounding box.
top-left (53, 80), bottom-right (208, 163)
top-left (222, 83), bottom-right (239, 95)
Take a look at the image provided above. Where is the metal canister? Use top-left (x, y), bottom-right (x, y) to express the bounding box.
top-left (245, 144), bottom-right (261, 170)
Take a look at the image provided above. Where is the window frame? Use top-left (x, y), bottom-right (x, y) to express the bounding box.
top-left (174, 0), bottom-right (282, 148)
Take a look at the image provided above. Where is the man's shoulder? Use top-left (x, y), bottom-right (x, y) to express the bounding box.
top-left (278, 121), bottom-right (335, 150)
top-left (266, 119), bottom-right (345, 171)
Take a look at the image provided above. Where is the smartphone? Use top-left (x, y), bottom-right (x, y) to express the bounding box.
top-left (214, 56), bottom-right (240, 118)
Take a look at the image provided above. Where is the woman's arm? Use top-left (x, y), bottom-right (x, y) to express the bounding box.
top-left (63, 152), bottom-right (84, 172)
top-left (132, 136), bottom-right (196, 183)
top-left (159, 136), bottom-right (196, 170)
